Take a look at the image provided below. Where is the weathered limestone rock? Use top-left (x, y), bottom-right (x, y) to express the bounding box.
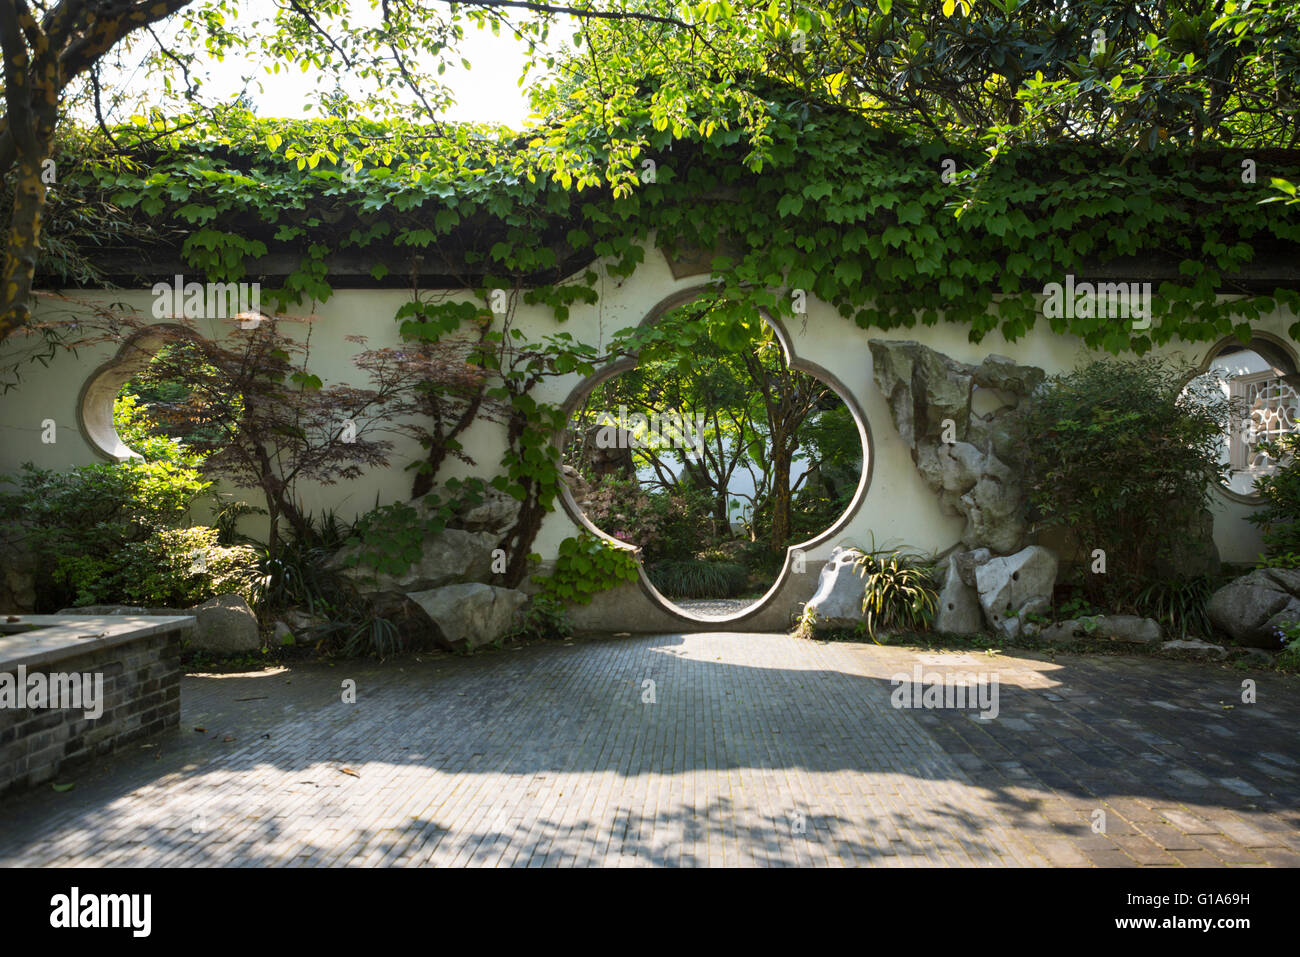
top-left (442, 486), bottom-right (521, 535)
top-left (954, 548), bottom-right (993, 586)
top-left (282, 608), bottom-right (328, 634)
top-left (188, 594), bottom-right (260, 653)
top-left (802, 546), bottom-right (867, 628)
top-left (869, 340), bottom-right (1045, 554)
top-left (974, 546), bottom-right (1058, 638)
top-left (934, 551), bottom-right (985, 635)
top-left (561, 464), bottom-right (596, 511)
top-left (407, 583), bottom-right (528, 652)
top-left (330, 527), bottom-right (499, 595)
top-left (1039, 615), bottom-right (1161, 644)
top-left (1207, 567), bottom-right (1300, 649)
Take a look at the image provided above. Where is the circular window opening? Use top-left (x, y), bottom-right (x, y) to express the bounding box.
top-left (561, 296), bottom-right (866, 618)
top-left (1183, 335), bottom-right (1300, 500)
top-left (80, 326), bottom-right (238, 463)
top-left (115, 338), bottom-right (235, 458)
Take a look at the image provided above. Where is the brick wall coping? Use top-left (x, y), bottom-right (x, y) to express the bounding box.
top-left (0, 615), bottom-right (195, 672)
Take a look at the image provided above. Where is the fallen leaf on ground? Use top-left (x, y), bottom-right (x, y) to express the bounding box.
top-left (339, 767), bottom-right (361, 778)
top-left (193, 727), bottom-right (207, 733)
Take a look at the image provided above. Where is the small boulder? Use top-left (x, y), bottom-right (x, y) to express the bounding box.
top-left (802, 547), bottom-right (867, 628)
top-left (331, 527), bottom-right (500, 595)
top-left (406, 583), bottom-right (528, 652)
top-left (974, 546), bottom-right (1058, 638)
top-left (281, 609), bottom-right (328, 634)
top-left (445, 486), bottom-right (521, 534)
top-left (934, 551), bottom-right (984, 635)
top-left (1039, 615), bottom-right (1161, 644)
top-left (1099, 615), bottom-right (1162, 643)
top-left (1207, 568), bottom-right (1300, 649)
top-left (188, 594), bottom-right (260, 653)
top-left (1162, 638), bottom-right (1228, 659)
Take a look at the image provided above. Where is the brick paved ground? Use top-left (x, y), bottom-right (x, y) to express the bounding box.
top-left (0, 632), bottom-right (1297, 866)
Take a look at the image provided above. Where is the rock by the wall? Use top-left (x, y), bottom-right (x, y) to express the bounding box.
top-left (869, 340), bottom-right (1045, 554)
top-left (974, 546), bottom-right (1058, 638)
top-left (186, 595), bottom-right (261, 653)
top-left (1039, 615), bottom-right (1161, 643)
top-left (934, 551), bottom-right (985, 635)
top-left (802, 546), bottom-right (867, 628)
top-left (1207, 567), bottom-right (1300, 648)
top-left (407, 583), bottom-right (528, 652)
top-left (330, 527), bottom-right (500, 595)
top-left (442, 486), bottom-right (521, 535)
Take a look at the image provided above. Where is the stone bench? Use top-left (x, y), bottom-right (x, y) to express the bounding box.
top-left (0, 614), bottom-right (194, 796)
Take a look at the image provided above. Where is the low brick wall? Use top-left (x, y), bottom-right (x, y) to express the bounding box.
top-left (0, 615), bottom-right (192, 796)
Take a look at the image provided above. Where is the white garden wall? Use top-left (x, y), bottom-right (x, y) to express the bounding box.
top-left (2, 240), bottom-right (1293, 626)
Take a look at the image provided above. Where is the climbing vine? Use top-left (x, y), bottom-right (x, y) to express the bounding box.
top-left (26, 96), bottom-right (1300, 578)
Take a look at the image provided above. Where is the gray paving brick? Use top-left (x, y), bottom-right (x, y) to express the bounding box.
top-left (0, 633), bottom-right (1297, 867)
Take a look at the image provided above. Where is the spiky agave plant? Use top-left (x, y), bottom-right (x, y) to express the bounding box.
top-left (856, 549), bottom-right (938, 644)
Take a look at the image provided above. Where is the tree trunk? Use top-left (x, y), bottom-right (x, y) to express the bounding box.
top-left (770, 443), bottom-right (793, 551)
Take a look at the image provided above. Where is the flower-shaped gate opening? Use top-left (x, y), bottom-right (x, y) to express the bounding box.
top-left (558, 293), bottom-right (868, 621)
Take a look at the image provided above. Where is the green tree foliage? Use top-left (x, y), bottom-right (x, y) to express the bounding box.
top-left (0, 397), bottom-right (230, 610)
top-left (1247, 431), bottom-right (1300, 563)
top-left (1016, 357), bottom-right (1233, 600)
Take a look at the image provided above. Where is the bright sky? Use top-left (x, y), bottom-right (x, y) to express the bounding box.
top-left (99, 3), bottom-right (576, 130)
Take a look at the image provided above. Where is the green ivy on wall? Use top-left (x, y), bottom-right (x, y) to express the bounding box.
top-left (33, 97), bottom-right (1300, 583)
top-left (532, 533), bottom-right (642, 606)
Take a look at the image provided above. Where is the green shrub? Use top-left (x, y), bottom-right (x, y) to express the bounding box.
top-left (645, 559), bottom-right (749, 598)
top-left (1279, 634), bottom-right (1300, 670)
top-left (1017, 357), bottom-right (1231, 600)
top-left (1133, 575), bottom-right (1216, 639)
top-left (508, 596), bottom-right (573, 642)
top-left (856, 548), bottom-right (938, 643)
top-left (0, 399), bottom-right (213, 611)
top-left (1248, 431), bottom-right (1300, 560)
top-left (56, 526), bottom-right (257, 608)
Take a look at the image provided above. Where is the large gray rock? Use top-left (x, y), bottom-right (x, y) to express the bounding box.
top-left (1039, 615), bottom-right (1161, 644)
top-left (406, 583), bottom-right (528, 652)
top-left (1162, 638), bottom-right (1228, 659)
top-left (188, 594), bottom-right (261, 653)
top-left (934, 551), bottom-right (985, 635)
top-left (802, 546), bottom-right (867, 628)
top-left (1207, 568), bottom-right (1300, 648)
top-left (869, 341), bottom-right (1045, 554)
top-left (443, 486), bottom-right (521, 535)
top-left (331, 527), bottom-right (500, 595)
top-left (974, 546), bottom-right (1058, 638)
